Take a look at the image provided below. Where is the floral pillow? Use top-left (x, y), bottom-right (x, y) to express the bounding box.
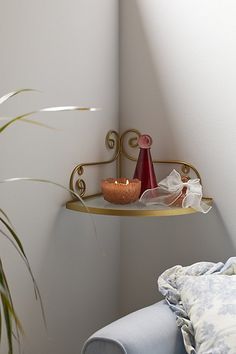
top-left (158, 258), bottom-right (236, 354)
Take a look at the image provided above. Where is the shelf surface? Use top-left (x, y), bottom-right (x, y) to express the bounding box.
top-left (66, 196), bottom-right (213, 217)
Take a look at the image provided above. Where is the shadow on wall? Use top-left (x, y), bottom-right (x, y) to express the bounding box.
top-left (120, 208), bottom-right (235, 315)
top-left (120, 1), bottom-right (236, 315)
top-left (26, 210), bottom-right (120, 354)
top-left (119, 0), bottom-right (178, 160)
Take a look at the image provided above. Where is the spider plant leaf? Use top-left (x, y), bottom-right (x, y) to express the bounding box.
top-left (0, 176), bottom-right (101, 332)
top-left (0, 217), bottom-right (44, 326)
top-left (0, 89), bottom-right (38, 105)
top-left (0, 177), bottom-right (88, 213)
top-left (0, 113), bottom-right (33, 133)
top-left (0, 226), bottom-right (33, 306)
top-left (0, 226), bottom-right (30, 271)
top-left (19, 118), bottom-right (57, 130)
top-left (0, 260), bottom-right (24, 349)
top-left (0, 261), bottom-right (24, 348)
top-left (0, 218), bottom-right (45, 325)
top-left (0, 217), bottom-right (26, 257)
top-left (39, 106), bottom-right (99, 112)
top-left (0, 177), bottom-right (101, 254)
top-left (0, 297), bottom-right (12, 354)
top-left (0, 211), bottom-right (49, 330)
top-left (0, 117), bottom-right (57, 131)
top-left (0, 105), bottom-right (99, 134)
top-left (0, 299), bottom-right (1, 340)
top-left (0, 208), bottom-right (15, 229)
top-left (0, 302), bottom-right (1, 348)
top-left (0, 269), bottom-right (13, 354)
top-left (0, 223), bottom-right (30, 349)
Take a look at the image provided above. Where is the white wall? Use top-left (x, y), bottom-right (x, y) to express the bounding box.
top-left (0, 0), bottom-right (119, 353)
top-left (120, 0), bottom-right (236, 314)
top-left (2, 0), bottom-right (236, 349)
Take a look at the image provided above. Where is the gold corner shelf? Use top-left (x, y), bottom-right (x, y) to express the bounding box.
top-left (66, 196), bottom-right (213, 217)
top-left (66, 129), bottom-right (213, 217)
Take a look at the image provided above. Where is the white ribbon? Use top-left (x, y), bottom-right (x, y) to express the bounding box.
top-left (140, 169), bottom-right (211, 214)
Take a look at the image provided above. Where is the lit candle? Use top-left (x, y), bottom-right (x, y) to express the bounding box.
top-left (101, 178), bottom-right (141, 204)
top-left (114, 179), bottom-right (129, 186)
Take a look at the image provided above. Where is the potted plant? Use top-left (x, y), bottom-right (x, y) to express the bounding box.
top-left (0, 89), bottom-right (97, 354)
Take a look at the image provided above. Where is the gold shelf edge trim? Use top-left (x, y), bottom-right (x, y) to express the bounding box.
top-left (66, 197), bottom-right (213, 217)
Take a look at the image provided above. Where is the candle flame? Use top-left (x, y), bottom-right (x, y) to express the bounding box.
top-left (114, 179), bottom-right (129, 185)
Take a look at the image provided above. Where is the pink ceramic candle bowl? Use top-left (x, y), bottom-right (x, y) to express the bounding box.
top-left (101, 178), bottom-right (141, 204)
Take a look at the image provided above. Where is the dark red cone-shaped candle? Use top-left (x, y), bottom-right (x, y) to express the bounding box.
top-left (133, 134), bottom-right (157, 196)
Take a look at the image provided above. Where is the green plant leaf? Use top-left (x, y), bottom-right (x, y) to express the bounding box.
top-left (0, 217), bottom-right (26, 257)
top-left (19, 118), bottom-right (58, 130)
top-left (0, 265), bottom-right (13, 354)
top-left (0, 208), bottom-right (15, 229)
top-left (0, 260), bottom-right (24, 354)
top-left (0, 105), bottom-right (99, 134)
top-left (0, 216), bottom-right (47, 330)
top-left (0, 176), bottom-right (102, 253)
top-left (0, 177), bottom-right (101, 338)
top-left (1, 296), bottom-right (12, 354)
top-left (0, 116), bottom-right (58, 131)
top-left (0, 301), bottom-right (1, 348)
top-left (0, 260), bottom-right (23, 351)
top-left (0, 89), bottom-right (38, 105)
top-left (0, 177), bottom-right (89, 211)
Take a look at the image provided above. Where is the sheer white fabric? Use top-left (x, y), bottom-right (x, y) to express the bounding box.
top-left (139, 169), bottom-right (211, 214)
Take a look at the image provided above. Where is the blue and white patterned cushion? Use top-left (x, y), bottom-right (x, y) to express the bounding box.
top-left (158, 258), bottom-right (236, 354)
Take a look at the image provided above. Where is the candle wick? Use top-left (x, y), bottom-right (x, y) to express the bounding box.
top-left (114, 180), bottom-right (129, 185)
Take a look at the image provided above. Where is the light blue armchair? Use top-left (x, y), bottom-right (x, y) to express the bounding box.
top-left (82, 300), bottom-right (187, 354)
